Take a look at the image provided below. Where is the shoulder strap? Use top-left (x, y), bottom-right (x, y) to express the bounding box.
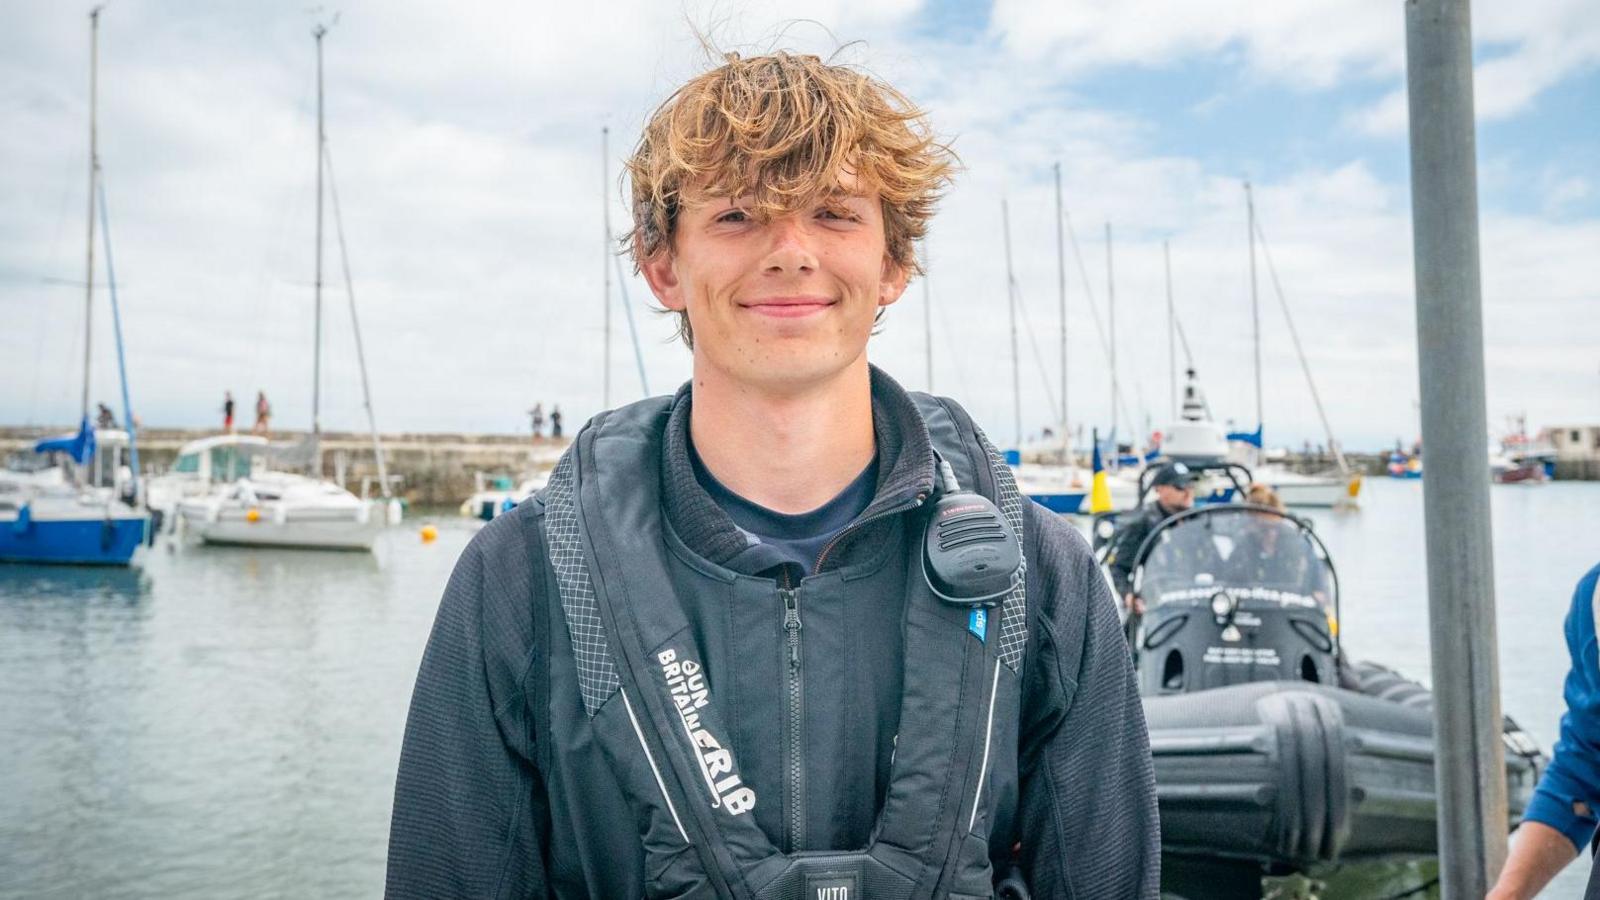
top-left (910, 392), bottom-right (1028, 674)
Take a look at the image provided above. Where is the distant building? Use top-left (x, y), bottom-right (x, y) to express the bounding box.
top-left (1550, 424), bottom-right (1600, 462)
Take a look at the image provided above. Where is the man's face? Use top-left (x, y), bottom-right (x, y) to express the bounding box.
top-left (640, 172), bottom-right (909, 394)
top-left (1155, 483), bottom-right (1194, 512)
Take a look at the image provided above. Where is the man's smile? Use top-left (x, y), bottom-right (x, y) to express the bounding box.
top-left (738, 295), bottom-right (837, 318)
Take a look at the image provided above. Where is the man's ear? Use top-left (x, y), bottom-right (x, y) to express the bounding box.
top-left (640, 245), bottom-right (686, 312)
top-left (878, 255), bottom-right (910, 308)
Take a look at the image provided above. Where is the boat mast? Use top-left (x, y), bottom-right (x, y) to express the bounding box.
top-left (1001, 198), bottom-right (1021, 450)
top-left (1106, 222), bottom-right (1117, 445)
top-left (1053, 163), bottom-right (1068, 464)
top-left (81, 6), bottom-right (102, 426)
top-left (602, 126), bottom-right (612, 410)
top-left (1246, 180), bottom-right (1262, 453)
top-left (312, 23), bottom-right (326, 438)
top-left (1165, 241), bottom-right (1176, 423)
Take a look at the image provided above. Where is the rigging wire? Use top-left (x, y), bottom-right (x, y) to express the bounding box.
top-left (1008, 276), bottom-right (1059, 424)
top-left (1057, 195), bottom-right (1136, 434)
top-left (1252, 214), bottom-right (1351, 475)
top-left (610, 252), bottom-right (652, 397)
top-left (321, 142), bottom-right (392, 497)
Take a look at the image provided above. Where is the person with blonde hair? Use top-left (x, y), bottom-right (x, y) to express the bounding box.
top-left (388, 50), bottom-right (1157, 899)
top-left (1245, 482), bottom-right (1285, 511)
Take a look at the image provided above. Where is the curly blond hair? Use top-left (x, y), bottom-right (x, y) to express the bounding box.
top-left (624, 51), bottom-right (956, 346)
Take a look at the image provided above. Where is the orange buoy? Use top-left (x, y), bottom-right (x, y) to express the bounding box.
top-left (246, 508), bottom-right (261, 523)
top-left (420, 524), bottom-right (439, 543)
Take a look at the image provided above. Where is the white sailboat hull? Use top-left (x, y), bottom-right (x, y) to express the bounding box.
top-left (181, 509), bottom-right (388, 550)
top-left (1254, 468), bottom-right (1353, 508)
top-left (175, 473), bottom-right (401, 551)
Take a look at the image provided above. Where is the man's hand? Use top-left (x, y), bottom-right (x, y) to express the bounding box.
top-left (1487, 820), bottom-right (1580, 900)
top-left (1123, 593), bottom-right (1146, 616)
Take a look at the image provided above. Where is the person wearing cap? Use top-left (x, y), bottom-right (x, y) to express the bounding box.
top-left (1106, 462), bottom-right (1197, 621)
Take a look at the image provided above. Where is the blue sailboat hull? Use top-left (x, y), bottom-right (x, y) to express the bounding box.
top-left (0, 514), bottom-right (148, 565)
top-left (1026, 491), bottom-right (1087, 515)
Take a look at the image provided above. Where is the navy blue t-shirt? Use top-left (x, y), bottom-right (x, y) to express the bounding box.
top-left (689, 440), bottom-right (877, 577)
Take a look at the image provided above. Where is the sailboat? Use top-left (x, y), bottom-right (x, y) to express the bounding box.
top-left (175, 21), bottom-right (399, 551)
top-left (1, 9), bottom-right (151, 566)
top-left (1005, 168), bottom-right (1093, 515)
top-left (1227, 183), bottom-right (1361, 509)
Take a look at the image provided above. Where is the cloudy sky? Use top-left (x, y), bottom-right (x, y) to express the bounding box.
top-left (2, 0), bottom-right (1596, 451)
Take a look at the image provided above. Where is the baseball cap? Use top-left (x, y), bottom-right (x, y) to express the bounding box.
top-left (1151, 461), bottom-right (1197, 489)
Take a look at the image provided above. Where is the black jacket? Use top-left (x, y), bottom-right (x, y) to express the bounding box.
top-left (386, 372), bottom-right (1159, 898)
top-left (1105, 502), bottom-right (1184, 599)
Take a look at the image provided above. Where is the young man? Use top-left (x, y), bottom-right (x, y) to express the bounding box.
top-left (387, 52), bottom-right (1158, 899)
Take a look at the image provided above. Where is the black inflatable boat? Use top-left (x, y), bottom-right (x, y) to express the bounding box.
top-left (1103, 500), bottom-right (1544, 889)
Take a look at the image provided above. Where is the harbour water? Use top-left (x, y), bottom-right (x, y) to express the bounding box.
top-left (2, 478), bottom-right (1597, 898)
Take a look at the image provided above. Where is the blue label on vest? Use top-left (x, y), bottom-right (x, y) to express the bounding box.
top-left (969, 608), bottom-right (987, 641)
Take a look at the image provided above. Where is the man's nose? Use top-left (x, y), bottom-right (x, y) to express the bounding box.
top-left (761, 217), bottom-right (817, 275)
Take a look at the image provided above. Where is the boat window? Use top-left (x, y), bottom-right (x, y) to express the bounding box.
top-left (174, 453), bottom-right (200, 474)
top-left (1139, 506), bottom-right (1334, 612)
top-left (210, 447), bottom-right (254, 481)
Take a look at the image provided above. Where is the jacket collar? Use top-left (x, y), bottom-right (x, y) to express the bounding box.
top-left (659, 365), bottom-right (936, 576)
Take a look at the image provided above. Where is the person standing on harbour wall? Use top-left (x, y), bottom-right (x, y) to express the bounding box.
top-left (253, 391), bottom-right (272, 437)
top-left (548, 403), bottom-right (562, 439)
top-left (1489, 562), bottom-right (1600, 899)
top-left (386, 50), bottom-right (1157, 898)
top-left (222, 390), bottom-right (235, 433)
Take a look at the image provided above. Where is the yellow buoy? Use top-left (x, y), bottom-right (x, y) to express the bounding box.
top-left (246, 508), bottom-right (261, 523)
top-left (420, 524), bottom-right (439, 543)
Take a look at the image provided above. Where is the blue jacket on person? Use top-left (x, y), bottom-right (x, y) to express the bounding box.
top-left (1525, 563), bottom-right (1600, 851)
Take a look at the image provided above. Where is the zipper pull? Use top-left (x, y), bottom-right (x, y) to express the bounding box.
top-left (781, 587), bottom-right (802, 667)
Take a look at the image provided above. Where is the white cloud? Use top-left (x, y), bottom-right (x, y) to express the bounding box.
top-left (988, 0), bottom-right (1600, 137)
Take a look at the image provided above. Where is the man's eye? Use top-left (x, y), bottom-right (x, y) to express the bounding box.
top-left (716, 209), bottom-right (749, 224)
top-left (818, 208), bottom-right (857, 222)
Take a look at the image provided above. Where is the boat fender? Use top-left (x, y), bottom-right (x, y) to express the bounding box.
top-left (387, 499), bottom-right (403, 525)
top-left (355, 503), bottom-right (370, 525)
top-left (205, 502), bottom-right (220, 525)
top-left (272, 504), bottom-right (288, 526)
top-left (12, 503), bottom-right (30, 534)
top-left (101, 517), bottom-right (116, 550)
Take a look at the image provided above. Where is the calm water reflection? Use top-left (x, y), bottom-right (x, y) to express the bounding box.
top-left (1, 481), bottom-right (1596, 898)
top-left (1, 525), bottom-right (465, 899)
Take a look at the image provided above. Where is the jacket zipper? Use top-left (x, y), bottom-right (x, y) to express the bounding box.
top-left (810, 492), bottom-right (927, 576)
top-left (779, 580), bottom-right (805, 852)
top-left (780, 488), bottom-right (926, 851)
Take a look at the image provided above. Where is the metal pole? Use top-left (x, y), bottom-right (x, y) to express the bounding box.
top-left (312, 24), bottom-right (326, 437)
top-left (602, 126), bottom-right (613, 410)
top-left (922, 240), bottom-right (933, 392)
top-left (81, 7), bottom-right (101, 425)
top-left (1106, 223), bottom-right (1116, 442)
top-left (1246, 181), bottom-right (1262, 449)
top-left (1001, 198), bottom-right (1021, 450)
top-left (1053, 163), bottom-right (1068, 463)
top-left (1404, 0), bottom-right (1507, 895)
top-left (1165, 241), bottom-right (1175, 423)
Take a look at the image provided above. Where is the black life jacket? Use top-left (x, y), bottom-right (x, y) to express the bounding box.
top-left (541, 392), bottom-right (1028, 900)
